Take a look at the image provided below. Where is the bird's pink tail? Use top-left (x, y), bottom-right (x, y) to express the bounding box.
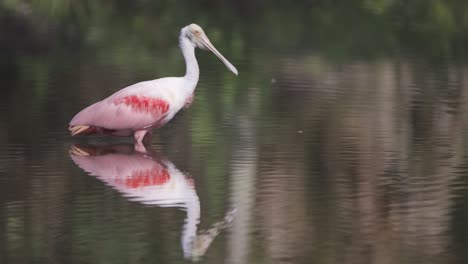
top-left (69, 125), bottom-right (96, 136)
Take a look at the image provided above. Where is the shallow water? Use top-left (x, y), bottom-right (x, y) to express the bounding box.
top-left (2, 1), bottom-right (468, 263)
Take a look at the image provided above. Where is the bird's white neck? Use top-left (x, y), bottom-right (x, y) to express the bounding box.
top-left (180, 36), bottom-right (199, 83)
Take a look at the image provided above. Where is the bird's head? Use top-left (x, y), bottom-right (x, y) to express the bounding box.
top-left (181, 23), bottom-right (238, 75)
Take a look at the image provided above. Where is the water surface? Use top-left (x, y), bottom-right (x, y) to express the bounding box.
top-left (1, 1), bottom-right (468, 263)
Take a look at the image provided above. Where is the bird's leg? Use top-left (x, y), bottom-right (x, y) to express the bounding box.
top-left (134, 130), bottom-right (148, 153)
top-left (134, 130), bottom-right (147, 144)
top-left (142, 130), bottom-right (153, 145)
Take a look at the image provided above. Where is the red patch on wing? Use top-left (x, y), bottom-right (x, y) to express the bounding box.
top-left (115, 95), bottom-right (169, 116)
top-left (114, 167), bottom-right (170, 188)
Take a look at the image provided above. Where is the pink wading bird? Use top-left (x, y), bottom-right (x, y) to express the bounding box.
top-left (69, 24), bottom-right (238, 148)
top-left (70, 144), bottom-right (237, 260)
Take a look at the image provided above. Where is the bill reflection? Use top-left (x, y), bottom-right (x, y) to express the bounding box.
top-left (69, 144), bottom-right (235, 261)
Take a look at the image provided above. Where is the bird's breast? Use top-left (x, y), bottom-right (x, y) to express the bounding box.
top-left (183, 94), bottom-right (195, 109)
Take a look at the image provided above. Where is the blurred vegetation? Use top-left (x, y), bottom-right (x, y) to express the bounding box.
top-left (2, 0), bottom-right (468, 60)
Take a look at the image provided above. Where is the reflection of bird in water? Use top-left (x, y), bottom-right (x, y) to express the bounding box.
top-left (69, 144), bottom-right (236, 261)
top-left (69, 24), bottom-right (238, 150)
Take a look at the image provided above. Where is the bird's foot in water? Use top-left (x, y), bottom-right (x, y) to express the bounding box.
top-left (134, 130), bottom-right (152, 153)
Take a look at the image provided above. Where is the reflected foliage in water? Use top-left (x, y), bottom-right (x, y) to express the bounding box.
top-left (1, 1), bottom-right (468, 264)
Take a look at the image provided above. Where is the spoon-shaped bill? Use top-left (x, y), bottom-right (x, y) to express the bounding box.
top-left (200, 35), bottom-right (238, 75)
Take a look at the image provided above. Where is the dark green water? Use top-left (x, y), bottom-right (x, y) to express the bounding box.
top-left (2, 1), bottom-right (468, 263)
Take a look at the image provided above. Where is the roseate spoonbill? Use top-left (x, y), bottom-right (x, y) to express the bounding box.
top-left (69, 24), bottom-right (238, 147)
top-left (69, 144), bottom-right (236, 260)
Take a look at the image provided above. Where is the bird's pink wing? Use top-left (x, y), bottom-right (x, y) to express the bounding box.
top-left (70, 94), bottom-right (170, 130)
